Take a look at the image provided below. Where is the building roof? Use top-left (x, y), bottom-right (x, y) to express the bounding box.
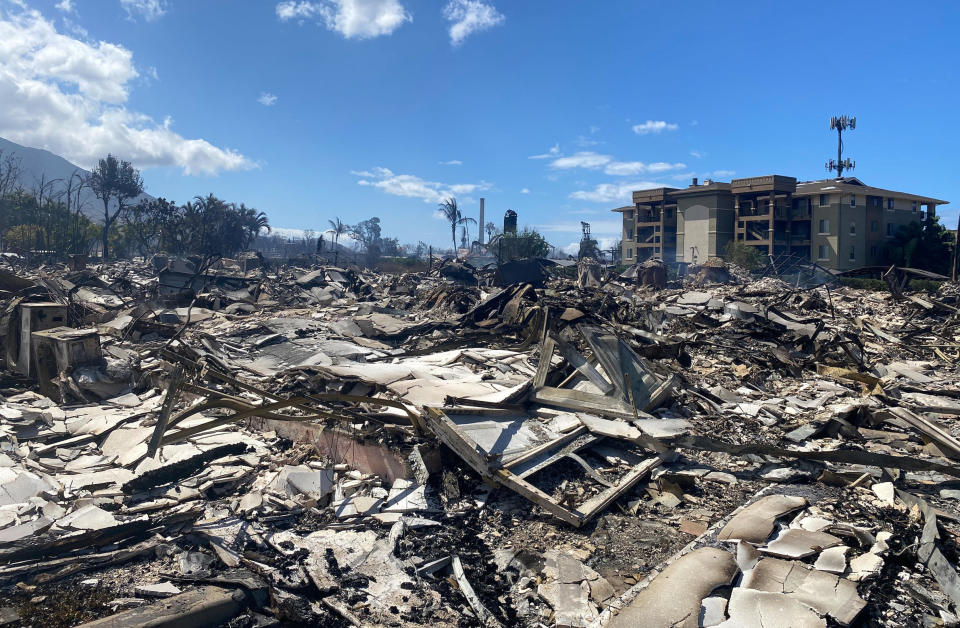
top-left (796, 177), bottom-right (948, 204)
top-left (632, 187), bottom-right (679, 204)
top-left (609, 176), bottom-right (949, 214)
top-left (730, 175), bottom-right (797, 195)
top-left (669, 181), bottom-right (732, 196)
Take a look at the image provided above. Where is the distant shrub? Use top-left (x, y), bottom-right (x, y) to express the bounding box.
top-left (838, 277), bottom-right (943, 293)
top-left (724, 241), bottom-right (763, 271)
top-left (838, 277), bottom-right (886, 291)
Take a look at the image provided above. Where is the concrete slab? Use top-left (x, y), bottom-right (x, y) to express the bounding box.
top-left (717, 494), bottom-right (807, 544)
top-left (716, 588), bottom-right (825, 628)
top-left (760, 529), bottom-right (842, 559)
top-left (813, 546), bottom-right (849, 574)
top-left (742, 557), bottom-right (865, 625)
top-left (609, 546), bottom-right (738, 628)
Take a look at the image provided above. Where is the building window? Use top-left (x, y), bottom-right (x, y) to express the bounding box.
top-left (626, 248), bottom-right (633, 259)
top-left (887, 223), bottom-right (894, 236)
top-left (626, 228), bottom-right (634, 240)
top-left (871, 220), bottom-right (879, 232)
top-left (817, 245), bottom-right (829, 261)
top-left (850, 194), bottom-right (856, 207)
top-left (870, 245), bottom-right (878, 257)
top-left (818, 219), bottom-right (830, 234)
top-left (627, 210), bottom-right (634, 220)
top-left (887, 198), bottom-right (894, 209)
top-left (849, 246), bottom-right (855, 262)
top-left (819, 194), bottom-right (829, 207)
top-left (849, 222), bottom-right (856, 235)
top-left (912, 201), bottom-right (918, 212)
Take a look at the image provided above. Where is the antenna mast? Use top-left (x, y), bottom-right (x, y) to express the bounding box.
top-left (825, 115), bottom-right (856, 178)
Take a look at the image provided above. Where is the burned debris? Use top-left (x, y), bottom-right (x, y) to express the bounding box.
top-left (0, 253), bottom-right (959, 627)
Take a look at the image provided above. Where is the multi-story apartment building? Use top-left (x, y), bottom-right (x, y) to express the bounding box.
top-left (614, 176), bottom-right (947, 270)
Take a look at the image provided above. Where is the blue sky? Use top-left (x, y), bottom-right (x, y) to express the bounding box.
top-left (1, 0), bottom-right (958, 253)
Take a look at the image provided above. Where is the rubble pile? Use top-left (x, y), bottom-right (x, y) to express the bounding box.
top-left (0, 254), bottom-right (959, 627)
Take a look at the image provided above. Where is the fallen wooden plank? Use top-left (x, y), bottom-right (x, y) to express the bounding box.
top-left (533, 336), bottom-right (555, 390)
top-left (451, 555), bottom-right (503, 628)
top-left (532, 386), bottom-right (636, 420)
top-left (575, 455), bottom-right (665, 522)
top-left (553, 335), bottom-right (615, 395)
top-left (0, 539), bottom-right (159, 584)
top-left (147, 365), bottom-right (184, 457)
top-left (494, 469), bottom-right (582, 527)
top-left (422, 407), bottom-right (494, 473)
top-left (78, 585), bottom-right (250, 628)
top-left (502, 426), bottom-right (589, 468)
top-left (885, 406), bottom-right (960, 460)
top-left (674, 435), bottom-right (960, 479)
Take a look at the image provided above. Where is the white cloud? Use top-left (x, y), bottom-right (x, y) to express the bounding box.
top-left (258, 92), bottom-right (278, 106)
top-left (632, 120), bottom-right (678, 135)
top-left (575, 134), bottom-right (602, 148)
top-left (529, 143), bottom-right (559, 159)
top-left (539, 219), bottom-right (623, 234)
top-left (548, 153), bottom-right (685, 177)
top-left (551, 151), bottom-right (612, 170)
top-left (520, 187), bottom-right (530, 194)
top-left (570, 181), bottom-right (664, 203)
top-left (671, 169), bottom-right (736, 181)
top-left (275, 0), bottom-right (411, 39)
top-left (559, 236), bottom-right (620, 257)
top-left (120, 0), bottom-right (167, 22)
top-left (55, 0), bottom-right (74, 13)
top-left (603, 161), bottom-right (686, 176)
top-left (443, 0), bottom-right (504, 46)
top-left (690, 149), bottom-right (704, 159)
top-left (61, 16), bottom-right (87, 38)
top-left (439, 159), bottom-right (462, 165)
top-left (354, 166), bottom-right (491, 204)
top-left (0, 8), bottom-right (252, 175)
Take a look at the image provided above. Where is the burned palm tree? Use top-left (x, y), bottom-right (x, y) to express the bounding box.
top-left (437, 196), bottom-right (476, 257)
top-left (328, 217), bottom-right (347, 265)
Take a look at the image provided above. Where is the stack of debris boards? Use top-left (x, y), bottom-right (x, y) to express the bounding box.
top-left (1, 256), bottom-right (960, 627)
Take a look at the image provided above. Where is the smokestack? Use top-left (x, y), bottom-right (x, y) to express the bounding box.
top-left (479, 198), bottom-right (485, 246)
top-left (691, 177), bottom-right (698, 187)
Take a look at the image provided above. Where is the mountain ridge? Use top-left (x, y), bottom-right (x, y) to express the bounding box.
top-left (0, 136), bottom-right (154, 222)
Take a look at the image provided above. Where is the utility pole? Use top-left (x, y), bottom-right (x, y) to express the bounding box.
top-left (825, 115), bottom-right (856, 178)
top-left (953, 214), bottom-right (960, 282)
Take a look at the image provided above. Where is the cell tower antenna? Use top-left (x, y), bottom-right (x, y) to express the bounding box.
top-left (825, 115), bottom-right (856, 178)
